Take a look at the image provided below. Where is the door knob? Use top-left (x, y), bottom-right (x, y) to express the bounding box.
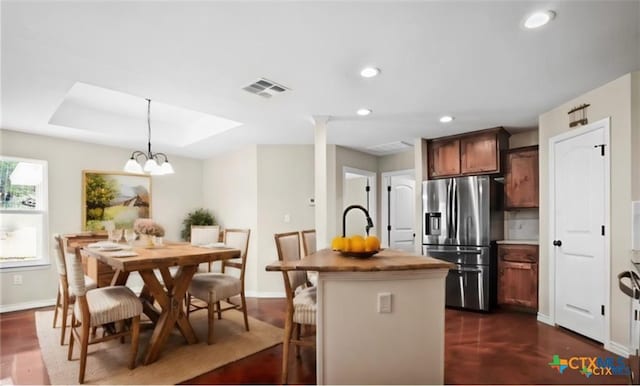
top-left (553, 240), bottom-right (562, 247)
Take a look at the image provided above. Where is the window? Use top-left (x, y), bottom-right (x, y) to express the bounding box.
top-left (0, 156), bottom-right (48, 269)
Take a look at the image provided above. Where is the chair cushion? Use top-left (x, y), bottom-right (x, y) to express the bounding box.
top-left (67, 275), bottom-right (99, 299)
top-left (293, 286), bottom-right (316, 325)
top-left (189, 273), bottom-right (241, 303)
top-left (75, 286), bottom-right (142, 326)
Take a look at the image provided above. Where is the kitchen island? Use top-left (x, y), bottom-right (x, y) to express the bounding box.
top-left (266, 248), bottom-right (452, 385)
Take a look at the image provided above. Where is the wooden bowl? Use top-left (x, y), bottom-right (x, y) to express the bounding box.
top-left (339, 250), bottom-right (380, 259)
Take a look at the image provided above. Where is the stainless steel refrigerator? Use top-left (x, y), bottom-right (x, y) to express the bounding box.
top-left (422, 176), bottom-right (503, 311)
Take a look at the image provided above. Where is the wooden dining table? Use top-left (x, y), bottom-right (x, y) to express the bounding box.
top-left (81, 241), bottom-right (240, 365)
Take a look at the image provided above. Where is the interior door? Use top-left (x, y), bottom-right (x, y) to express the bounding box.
top-left (383, 173), bottom-right (415, 251)
top-left (552, 123), bottom-right (607, 342)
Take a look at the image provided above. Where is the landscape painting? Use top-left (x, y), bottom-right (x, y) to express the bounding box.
top-left (82, 171), bottom-right (152, 231)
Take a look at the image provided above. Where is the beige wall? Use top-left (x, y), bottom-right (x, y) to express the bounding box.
top-left (539, 72), bottom-right (637, 350)
top-left (202, 144), bottom-right (315, 295)
top-left (256, 145), bottom-right (315, 294)
top-left (0, 129), bottom-right (203, 310)
top-left (202, 145), bottom-right (259, 293)
top-left (509, 130), bottom-right (539, 148)
top-left (377, 150), bottom-right (414, 173)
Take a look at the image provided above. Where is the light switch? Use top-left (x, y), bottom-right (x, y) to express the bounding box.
top-left (284, 214), bottom-right (291, 223)
top-left (378, 292), bottom-right (392, 313)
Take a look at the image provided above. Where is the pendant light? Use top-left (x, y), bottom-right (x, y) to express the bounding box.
top-left (123, 98), bottom-right (174, 175)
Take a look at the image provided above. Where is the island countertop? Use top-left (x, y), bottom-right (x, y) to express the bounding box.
top-left (265, 248), bottom-right (453, 272)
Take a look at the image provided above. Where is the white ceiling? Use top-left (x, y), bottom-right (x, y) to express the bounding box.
top-left (1, 1), bottom-right (639, 158)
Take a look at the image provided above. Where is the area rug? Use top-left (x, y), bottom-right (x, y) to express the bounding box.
top-left (36, 308), bottom-right (282, 385)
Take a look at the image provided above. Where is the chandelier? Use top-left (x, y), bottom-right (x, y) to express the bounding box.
top-left (123, 99), bottom-right (174, 175)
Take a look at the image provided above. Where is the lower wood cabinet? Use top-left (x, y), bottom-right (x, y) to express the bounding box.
top-left (498, 244), bottom-right (538, 310)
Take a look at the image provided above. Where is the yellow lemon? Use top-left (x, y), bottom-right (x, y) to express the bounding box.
top-left (331, 236), bottom-right (344, 251)
top-left (350, 236), bottom-right (366, 253)
top-left (342, 237), bottom-right (352, 252)
top-left (365, 235), bottom-right (381, 252)
top-left (350, 235), bottom-right (365, 243)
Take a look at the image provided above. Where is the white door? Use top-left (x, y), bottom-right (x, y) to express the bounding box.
top-left (552, 119), bottom-right (608, 342)
top-left (382, 172), bottom-right (415, 251)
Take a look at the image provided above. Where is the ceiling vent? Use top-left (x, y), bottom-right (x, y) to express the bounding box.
top-left (243, 78), bottom-right (290, 99)
top-left (365, 141), bottom-right (414, 155)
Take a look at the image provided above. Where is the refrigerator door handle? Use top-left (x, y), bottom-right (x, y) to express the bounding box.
top-left (452, 179), bottom-right (459, 239)
top-left (446, 179), bottom-right (453, 239)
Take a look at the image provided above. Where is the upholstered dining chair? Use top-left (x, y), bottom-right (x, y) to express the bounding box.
top-left (300, 229), bottom-right (318, 286)
top-left (52, 234), bottom-right (97, 345)
top-left (191, 225), bottom-right (221, 272)
top-left (274, 231), bottom-right (317, 384)
top-left (300, 229), bottom-right (316, 256)
top-left (186, 228), bottom-right (251, 344)
top-left (67, 247), bottom-right (143, 384)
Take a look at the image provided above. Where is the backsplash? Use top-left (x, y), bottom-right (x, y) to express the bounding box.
top-left (504, 209), bottom-right (539, 240)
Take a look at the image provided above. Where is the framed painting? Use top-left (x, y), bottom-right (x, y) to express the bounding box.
top-left (81, 171), bottom-right (152, 231)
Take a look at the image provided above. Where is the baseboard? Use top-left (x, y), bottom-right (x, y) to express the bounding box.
top-left (0, 298), bottom-right (56, 313)
top-left (246, 291), bottom-right (285, 298)
top-left (606, 340), bottom-right (630, 357)
top-left (537, 312), bottom-right (554, 326)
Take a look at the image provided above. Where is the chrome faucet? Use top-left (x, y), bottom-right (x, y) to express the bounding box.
top-left (342, 204), bottom-right (374, 237)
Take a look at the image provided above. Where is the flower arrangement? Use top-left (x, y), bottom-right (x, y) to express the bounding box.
top-left (133, 218), bottom-right (165, 237)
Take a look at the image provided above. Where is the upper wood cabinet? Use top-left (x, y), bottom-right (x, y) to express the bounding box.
top-left (427, 127), bottom-right (510, 179)
top-left (505, 146), bottom-right (539, 209)
top-left (428, 138), bottom-right (460, 178)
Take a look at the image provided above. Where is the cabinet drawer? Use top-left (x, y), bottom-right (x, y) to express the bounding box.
top-left (498, 244), bottom-right (538, 263)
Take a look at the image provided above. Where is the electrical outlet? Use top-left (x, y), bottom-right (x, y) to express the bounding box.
top-left (13, 274), bottom-right (23, 285)
top-left (378, 292), bottom-right (392, 313)
top-left (283, 214), bottom-right (291, 223)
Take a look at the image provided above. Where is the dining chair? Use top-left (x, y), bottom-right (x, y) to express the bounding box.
top-left (300, 229), bottom-right (318, 286)
top-left (191, 225), bottom-right (221, 272)
top-left (186, 228), bottom-right (251, 344)
top-left (300, 229), bottom-right (316, 256)
top-left (274, 231), bottom-right (316, 384)
top-left (67, 247), bottom-right (143, 384)
top-left (52, 234), bottom-right (98, 345)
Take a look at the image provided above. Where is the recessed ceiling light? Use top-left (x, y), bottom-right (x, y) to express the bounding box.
top-left (524, 10), bottom-right (555, 29)
top-left (439, 115), bottom-right (454, 123)
top-left (357, 108), bottom-right (372, 116)
top-left (360, 67), bottom-right (381, 78)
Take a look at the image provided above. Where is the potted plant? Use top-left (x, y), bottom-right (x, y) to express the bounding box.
top-left (181, 208), bottom-right (216, 241)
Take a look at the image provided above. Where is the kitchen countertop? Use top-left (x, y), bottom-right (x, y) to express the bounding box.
top-left (266, 248), bottom-right (453, 272)
top-left (496, 240), bottom-right (539, 245)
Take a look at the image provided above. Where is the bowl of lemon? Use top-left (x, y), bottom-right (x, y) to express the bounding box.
top-left (331, 234), bottom-right (381, 258)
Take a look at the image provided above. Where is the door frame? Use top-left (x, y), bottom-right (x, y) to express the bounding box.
top-left (380, 169), bottom-right (415, 248)
top-left (342, 166), bottom-right (377, 232)
top-left (547, 117), bottom-right (610, 346)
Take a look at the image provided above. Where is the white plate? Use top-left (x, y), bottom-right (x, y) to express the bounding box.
top-left (99, 246), bottom-right (122, 251)
top-left (199, 242), bottom-right (226, 248)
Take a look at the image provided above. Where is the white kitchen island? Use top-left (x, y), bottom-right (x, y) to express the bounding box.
top-left (267, 248), bottom-right (452, 385)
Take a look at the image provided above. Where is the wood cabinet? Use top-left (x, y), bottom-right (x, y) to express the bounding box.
top-left (505, 146), bottom-right (539, 209)
top-left (63, 233), bottom-right (114, 287)
top-left (428, 139), bottom-right (460, 178)
top-left (427, 127), bottom-right (510, 179)
top-left (498, 244), bottom-right (538, 310)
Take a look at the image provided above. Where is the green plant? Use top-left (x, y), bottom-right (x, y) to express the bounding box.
top-left (181, 208), bottom-right (215, 241)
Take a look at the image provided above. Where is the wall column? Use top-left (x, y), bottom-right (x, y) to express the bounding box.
top-left (314, 116), bottom-right (330, 249)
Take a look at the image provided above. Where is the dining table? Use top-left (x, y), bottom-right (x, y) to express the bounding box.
top-left (81, 241), bottom-right (240, 365)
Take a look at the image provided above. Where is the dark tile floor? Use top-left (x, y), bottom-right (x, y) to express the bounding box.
top-left (0, 298), bottom-right (628, 384)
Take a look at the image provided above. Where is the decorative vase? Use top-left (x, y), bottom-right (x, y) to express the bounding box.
top-left (141, 234), bottom-right (154, 247)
